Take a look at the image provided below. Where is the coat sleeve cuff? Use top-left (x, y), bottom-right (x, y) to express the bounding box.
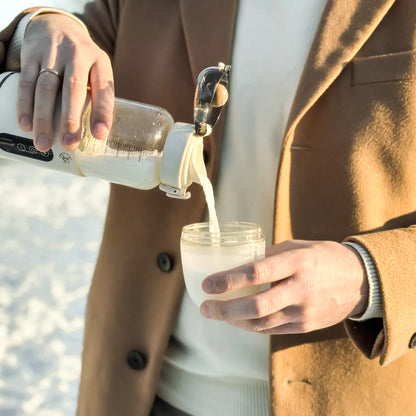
top-left (344, 226), bottom-right (416, 365)
top-left (6, 7), bottom-right (88, 71)
top-left (343, 241), bottom-right (383, 321)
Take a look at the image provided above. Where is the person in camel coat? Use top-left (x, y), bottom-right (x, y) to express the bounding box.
top-left (1, 0), bottom-right (416, 415)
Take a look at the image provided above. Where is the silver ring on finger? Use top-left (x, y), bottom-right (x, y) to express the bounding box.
top-left (38, 67), bottom-right (61, 80)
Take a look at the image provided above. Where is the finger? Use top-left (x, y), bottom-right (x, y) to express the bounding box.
top-left (89, 53), bottom-right (114, 140)
top-left (265, 239), bottom-right (300, 257)
top-left (17, 64), bottom-right (40, 131)
top-left (260, 322), bottom-right (306, 335)
top-left (60, 63), bottom-right (90, 149)
top-left (259, 319), bottom-right (320, 335)
top-left (201, 280), bottom-right (297, 321)
top-left (226, 320), bottom-right (302, 335)
top-left (202, 249), bottom-right (299, 294)
top-left (33, 67), bottom-right (63, 151)
top-left (225, 305), bottom-right (297, 332)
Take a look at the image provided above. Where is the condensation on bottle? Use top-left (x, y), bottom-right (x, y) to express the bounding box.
top-left (77, 98), bottom-right (174, 190)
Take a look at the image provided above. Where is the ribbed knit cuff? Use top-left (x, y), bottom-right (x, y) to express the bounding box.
top-left (5, 7), bottom-right (89, 71)
top-left (343, 241), bottom-right (383, 321)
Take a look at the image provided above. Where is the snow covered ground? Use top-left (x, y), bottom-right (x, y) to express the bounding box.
top-left (0, 162), bottom-right (108, 416)
top-left (0, 2), bottom-right (107, 415)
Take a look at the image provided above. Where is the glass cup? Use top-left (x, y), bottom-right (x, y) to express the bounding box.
top-left (180, 222), bottom-right (266, 306)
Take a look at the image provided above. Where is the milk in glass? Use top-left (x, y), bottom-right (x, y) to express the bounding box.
top-left (181, 166), bottom-right (265, 306)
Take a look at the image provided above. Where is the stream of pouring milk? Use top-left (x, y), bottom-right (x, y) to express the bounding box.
top-left (195, 173), bottom-right (220, 234)
top-left (182, 163), bottom-right (268, 305)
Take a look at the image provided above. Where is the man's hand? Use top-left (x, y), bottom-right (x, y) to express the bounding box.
top-left (18, 13), bottom-right (114, 151)
top-left (200, 240), bottom-right (369, 334)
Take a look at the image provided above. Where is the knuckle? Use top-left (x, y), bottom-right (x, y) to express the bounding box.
top-left (297, 248), bottom-right (315, 274)
top-left (302, 279), bottom-right (314, 299)
top-left (98, 99), bottom-right (115, 115)
top-left (19, 78), bottom-right (36, 90)
top-left (251, 296), bottom-right (272, 317)
top-left (294, 270), bottom-right (314, 300)
top-left (249, 319), bottom-right (263, 332)
top-left (280, 239), bottom-right (294, 250)
top-left (34, 115), bottom-right (52, 125)
top-left (298, 305), bottom-right (314, 327)
top-left (17, 97), bottom-right (33, 108)
top-left (223, 275), bottom-right (233, 292)
top-left (97, 49), bottom-right (112, 65)
top-left (21, 48), bottom-right (42, 63)
top-left (37, 78), bottom-right (58, 92)
top-left (250, 261), bottom-right (271, 284)
top-left (66, 75), bottom-right (85, 90)
top-left (299, 321), bottom-right (314, 333)
top-left (216, 304), bottom-right (228, 321)
top-left (61, 116), bottom-right (81, 133)
top-left (299, 305), bottom-right (309, 320)
top-left (249, 316), bottom-right (272, 332)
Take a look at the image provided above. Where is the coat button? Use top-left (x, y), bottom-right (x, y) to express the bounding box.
top-left (409, 333), bottom-right (416, 349)
top-left (127, 351), bottom-right (147, 370)
top-left (157, 252), bottom-right (173, 272)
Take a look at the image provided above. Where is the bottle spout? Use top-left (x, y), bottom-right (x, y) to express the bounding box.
top-left (160, 63), bottom-right (231, 199)
top-left (193, 62), bottom-right (231, 137)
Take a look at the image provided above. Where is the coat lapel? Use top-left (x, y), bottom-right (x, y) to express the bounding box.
top-left (179, 0), bottom-right (238, 82)
top-left (273, 0), bottom-right (396, 243)
top-left (180, 0), bottom-right (396, 130)
top-left (284, 0), bottom-right (396, 139)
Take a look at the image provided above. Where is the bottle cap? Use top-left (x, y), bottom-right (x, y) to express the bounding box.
top-left (159, 122), bottom-right (203, 199)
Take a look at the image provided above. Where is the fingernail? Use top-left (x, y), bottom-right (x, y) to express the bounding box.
top-left (92, 121), bottom-right (109, 138)
top-left (63, 134), bottom-right (79, 147)
top-left (203, 278), bottom-right (215, 294)
top-left (200, 304), bottom-right (211, 318)
top-left (35, 134), bottom-right (50, 149)
top-left (19, 116), bottom-right (31, 130)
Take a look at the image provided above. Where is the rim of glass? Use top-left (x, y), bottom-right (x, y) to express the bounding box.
top-left (181, 222), bottom-right (264, 245)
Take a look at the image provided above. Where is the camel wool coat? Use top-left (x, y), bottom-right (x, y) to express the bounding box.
top-left (1, 0), bottom-right (416, 415)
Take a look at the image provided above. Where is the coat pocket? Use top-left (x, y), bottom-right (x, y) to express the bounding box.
top-left (352, 50), bottom-right (416, 85)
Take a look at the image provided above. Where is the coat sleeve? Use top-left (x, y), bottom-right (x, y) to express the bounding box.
top-left (77, 0), bottom-right (121, 57)
top-left (344, 225), bottom-right (416, 366)
top-left (0, 9), bottom-right (31, 70)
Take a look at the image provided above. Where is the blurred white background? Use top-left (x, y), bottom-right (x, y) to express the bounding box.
top-left (0, 1), bottom-right (87, 24)
top-left (0, 2), bottom-right (110, 415)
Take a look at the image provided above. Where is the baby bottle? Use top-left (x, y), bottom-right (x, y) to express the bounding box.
top-left (0, 63), bottom-right (230, 199)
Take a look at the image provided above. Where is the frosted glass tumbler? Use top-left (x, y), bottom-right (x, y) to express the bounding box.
top-left (180, 222), bottom-right (266, 306)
